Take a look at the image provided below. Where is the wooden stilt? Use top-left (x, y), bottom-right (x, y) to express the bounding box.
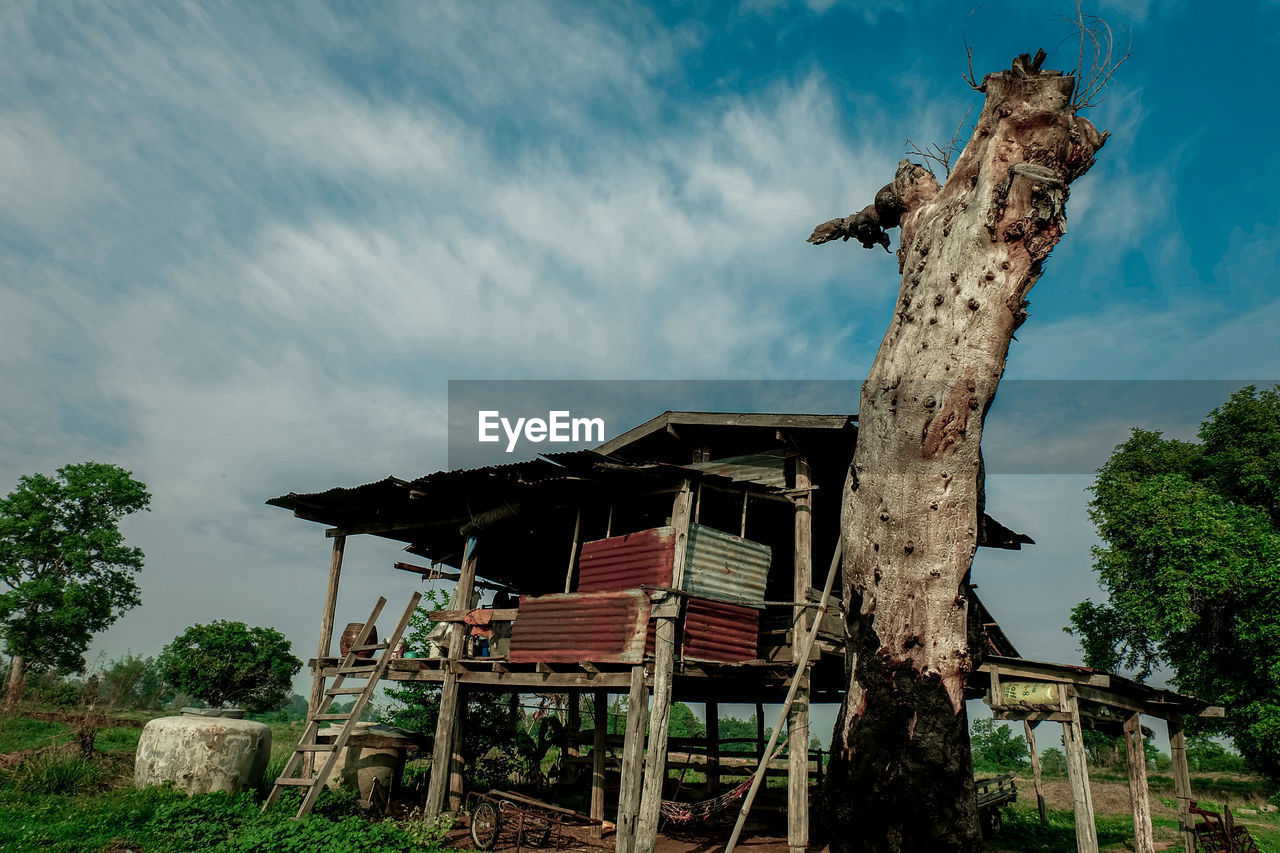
top-left (447, 687), bottom-right (466, 811)
top-left (1168, 716), bottom-right (1194, 853)
top-left (1123, 712), bottom-right (1155, 853)
top-left (788, 455), bottom-right (813, 853)
top-left (424, 535), bottom-right (479, 817)
top-left (616, 663), bottom-right (649, 853)
top-left (755, 703), bottom-right (765, 758)
top-left (1061, 686), bottom-right (1099, 853)
top-left (706, 701), bottom-right (721, 794)
top-left (635, 481), bottom-right (693, 853)
top-left (1024, 720), bottom-right (1048, 826)
top-left (306, 534), bottom-right (346, 775)
top-left (591, 690), bottom-right (608, 837)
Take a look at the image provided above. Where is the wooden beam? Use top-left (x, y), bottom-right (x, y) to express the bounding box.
top-left (565, 507), bottom-right (583, 594)
top-left (615, 663), bottom-right (649, 853)
top-left (424, 535), bottom-right (478, 818)
top-left (1123, 712), bottom-right (1155, 853)
top-left (591, 690), bottom-right (608, 838)
top-left (306, 534), bottom-right (346, 775)
top-left (635, 481), bottom-right (693, 853)
top-left (427, 608), bottom-right (518, 623)
top-left (1061, 686), bottom-right (1099, 853)
top-left (1024, 720), bottom-right (1048, 827)
top-left (788, 455), bottom-right (812, 853)
top-left (326, 519), bottom-right (432, 538)
top-left (1168, 716), bottom-right (1194, 853)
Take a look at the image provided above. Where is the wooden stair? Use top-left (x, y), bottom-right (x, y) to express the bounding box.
top-left (262, 592), bottom-right (421, 819)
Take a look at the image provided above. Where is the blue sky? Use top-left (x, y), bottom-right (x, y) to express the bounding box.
top-left (3, 1), bottom-right (1279, 743)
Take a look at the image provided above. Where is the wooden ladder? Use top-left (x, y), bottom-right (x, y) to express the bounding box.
top-left (263, 591), bottom-right (422, 819)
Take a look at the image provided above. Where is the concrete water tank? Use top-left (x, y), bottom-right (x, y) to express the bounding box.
top-left (134, 708), bottom-right (272, 794)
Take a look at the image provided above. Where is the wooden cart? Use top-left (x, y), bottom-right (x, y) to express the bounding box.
top-left (466, 789), bottom-right (608, 852)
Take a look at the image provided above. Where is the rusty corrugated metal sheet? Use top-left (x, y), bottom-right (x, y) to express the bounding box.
top-left (509, 590), bottom-right (650, 663)
top-left (682, 598), bottom-right (758, 662)
top-left (680, 523), bottom-right (770, 606)
top-left (576, 527), bottom-right (676, 593)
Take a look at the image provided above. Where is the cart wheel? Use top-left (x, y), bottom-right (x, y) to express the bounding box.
top-left (470, 801), bottom-right (501, 850)
top-left (521, 815), bottom-right (553, 848)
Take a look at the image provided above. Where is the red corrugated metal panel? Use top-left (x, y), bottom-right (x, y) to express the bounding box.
top-left (681, 598), bottom-right (758, 663)
top-left (509, 590), bottom-right (650, 663)
top-left (576, 527), bottom-right (675, 593)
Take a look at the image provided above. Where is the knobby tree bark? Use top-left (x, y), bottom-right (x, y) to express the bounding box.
top-left (812, 51), bottom-right (1107, 852)
top-left (3, 655), bottom-right (25, 711)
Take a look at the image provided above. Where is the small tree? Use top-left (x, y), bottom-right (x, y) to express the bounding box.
top-left (157, 621), bottom-right (301, 713)
top-left (0, 462), bottom-right (151, 709)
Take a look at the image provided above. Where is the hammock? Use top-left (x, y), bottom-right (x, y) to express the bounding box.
top-left (659, 778), bottom-right (753, 826)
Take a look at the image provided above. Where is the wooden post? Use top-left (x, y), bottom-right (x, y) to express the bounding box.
top-left (591, 690), bottom-right (608, 837)
top-left (567, 693), bottom-right (581, 760)
top-left (1061, 686), bottom-right (1099, 853)
top-left (1024, 720), bottom-right (1048, 827)
top-left (425, 535), bottom-right (478, 817)
top-left (788, 455), bottom-right (813, 853)
top-left (306, 534), bottom-right (346, 775)
top-left (756, 703), bottom-right (766, 758)
top-left (564, 508), bottom-right (583, 593)
top-left (616, 663), bottom-right (650, 853)
top-left (635, 481), bottom-right (693, 853)
top-left (448, 687), bottom-right (466, 811)
top-left (706, 701), bottom-right (721, 794)
top-left (1123, 712), bottom-right (1155, 853)
top-left (740, 490), bottom-right (749, 537)
top-left (1168, 716), bottom-right (1195, 853)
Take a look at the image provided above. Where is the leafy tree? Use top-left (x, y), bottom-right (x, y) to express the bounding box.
top-left (99, 653), bottom-right (172, 709)
top-left (969, 718), bottom-right (1028, 772)
top-left (1069, 386), bottom-right (1280, 778)
top-left (1039, 747), bottom-right (1067, 776)
top-left (0, 462), bottom-right (151, 708)
top-left (157, 621), bottom-right (301, 712)
top-left (668, 702), bottom-right (705, 740)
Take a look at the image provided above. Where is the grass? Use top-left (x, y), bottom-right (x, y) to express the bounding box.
top-left (0, 715), bottom-right (72, 753)
top-left (0, 781), bottom-right (444, 852)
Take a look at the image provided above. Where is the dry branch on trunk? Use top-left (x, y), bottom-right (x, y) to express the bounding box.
top-left (813, 51), bottom-right (1107, 853)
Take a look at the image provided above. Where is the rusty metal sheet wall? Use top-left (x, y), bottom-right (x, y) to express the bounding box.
top-left (576, 526), bottom-right (675, 593)
top-left (680, 523), bottom-right (771, 606)
top-left (682, 598), bottom-right (759, 663)
top-left (509, 590), bottom-right (650, 663)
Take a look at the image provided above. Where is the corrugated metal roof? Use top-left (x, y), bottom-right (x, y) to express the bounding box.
top-left (508, 590), bottom-right (650, 663)
top-left (682, 598), bottom-right (759, 663)
top-left (576, 527), bottom-right (676, 594)
top-left (687, 450), bottom-right (787, 489)
top-left (681, 523), bottom-right (771, 606)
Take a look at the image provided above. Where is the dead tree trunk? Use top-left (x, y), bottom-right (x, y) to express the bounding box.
top-left (812, 52), bottom-right (1106, 852)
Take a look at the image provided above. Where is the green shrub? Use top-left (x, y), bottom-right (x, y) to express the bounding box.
top-left (6, 753), bottom-right (104, 795)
